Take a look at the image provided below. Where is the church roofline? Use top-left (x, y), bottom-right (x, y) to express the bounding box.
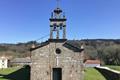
top-left (30, 39), bottom-right (84, 53)
top-left (30, 41), bottom-right (49, 51)
top-left (63, 42), bottom-right (84, 52)
top-left (30, 39), bottom-right (67, 51)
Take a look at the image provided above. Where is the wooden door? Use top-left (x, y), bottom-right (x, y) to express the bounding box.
top-left (53, 68), bottom-right (62, 80)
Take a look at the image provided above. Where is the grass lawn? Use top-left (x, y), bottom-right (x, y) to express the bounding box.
top-left (105, 65), bottom-right (120, 71)
top-left (0, 67), bottom-right (20, 75)
top-left (0, 67), bottom-right (107, 80)
top-left (0, 66), bottom-right (30, 80)
top-left (0, 67), bottom-right (20, 80)
top-left (84, 68), bottom-right (106, 80)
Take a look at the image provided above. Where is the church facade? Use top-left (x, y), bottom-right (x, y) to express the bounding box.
top-left (30, 5), bottom-right (84, 80)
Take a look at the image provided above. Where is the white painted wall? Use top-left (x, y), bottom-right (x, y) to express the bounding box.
top-left (85, 64), bottom-right (100, 67)
top-left (0, 58), bottom-right (8, 69)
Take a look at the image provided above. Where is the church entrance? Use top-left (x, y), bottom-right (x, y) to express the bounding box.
top-left (53, 68), bottom-right (62, 80)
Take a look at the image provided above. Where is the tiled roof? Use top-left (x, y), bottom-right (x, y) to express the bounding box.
top-left (30, 39), bottom-right (84, 52)
top-left (10, 57), bottom-right (31, 63)
top-left (85, 60), bottom-right (100, 64)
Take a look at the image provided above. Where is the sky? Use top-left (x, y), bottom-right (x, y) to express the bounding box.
top-left (0, 0), bottom-right (120, 43)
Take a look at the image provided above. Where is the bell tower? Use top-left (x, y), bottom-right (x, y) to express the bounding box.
top-left (49, 0), bottom-right (67, 39)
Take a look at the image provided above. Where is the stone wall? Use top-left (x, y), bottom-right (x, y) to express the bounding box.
top-left (30, 41), bottom-right (84, 80)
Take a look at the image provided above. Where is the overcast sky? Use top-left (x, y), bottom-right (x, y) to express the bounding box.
top-left (0, 0), bottom-right (120, 43)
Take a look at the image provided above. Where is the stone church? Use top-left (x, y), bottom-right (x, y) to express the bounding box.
top-left (30, 4), bottom-right (84, 80)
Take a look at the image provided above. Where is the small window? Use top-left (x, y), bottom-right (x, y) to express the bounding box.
top-left (56, 48), bottom-right (61, 54)
top-left (2, 60), bottom-right (5, 63)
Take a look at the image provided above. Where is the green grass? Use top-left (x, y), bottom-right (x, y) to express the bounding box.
top-left (0, 67), bottom-right (20, 75)
top-left (0, 67), bottom-right (20, 80)
top-left (0, 67), bottom-right (107, 80)
top-left (84, 68), bottom-right (106, 80)
top-left (105, 65), bottom-right (120, 71)
top-left (0, 66), bottom-right (30, 80)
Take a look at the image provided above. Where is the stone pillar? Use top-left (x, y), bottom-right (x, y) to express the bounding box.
top-left (63, 26), bottom-right (66, 39)
top-left (50, 27), bottom-right (53, 39)
top-left (56, 26), bottom-right (59, 39)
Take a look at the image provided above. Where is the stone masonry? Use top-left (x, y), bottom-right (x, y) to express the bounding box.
top-left (30, 39), bottom-right (84, 80)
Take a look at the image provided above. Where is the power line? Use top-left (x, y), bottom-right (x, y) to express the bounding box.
top-left (35, 34), bottom-right (49, 42)
top-left (31, 34), bottom-right (49, 43)
top-left (56, 0), bottom-right (60, 8)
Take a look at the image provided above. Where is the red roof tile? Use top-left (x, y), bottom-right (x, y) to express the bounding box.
top-left (85, 60), bottom-right (100, 64)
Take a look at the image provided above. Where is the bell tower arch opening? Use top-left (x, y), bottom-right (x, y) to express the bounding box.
top-left (49, 0), bottom-right (67, 39)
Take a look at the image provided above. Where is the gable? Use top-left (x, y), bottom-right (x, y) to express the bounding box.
top-left (63, 42), bottom-right (84, 52)
top-left (30, 39), bottom-right (84, 53)
top-left (30, 41), bottom-right (49, 51)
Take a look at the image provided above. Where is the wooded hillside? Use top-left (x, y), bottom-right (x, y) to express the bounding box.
top-left (0, 39), bottom-right (120, 65)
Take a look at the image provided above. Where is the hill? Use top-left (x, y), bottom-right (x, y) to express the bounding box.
top-left (0, 39), bottom-right (120, 65)
top-left (0, 41), bottom-right (39, 58)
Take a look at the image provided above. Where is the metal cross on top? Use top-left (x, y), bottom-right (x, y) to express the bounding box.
top-left (56, 0), bottom-right (60, 8)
